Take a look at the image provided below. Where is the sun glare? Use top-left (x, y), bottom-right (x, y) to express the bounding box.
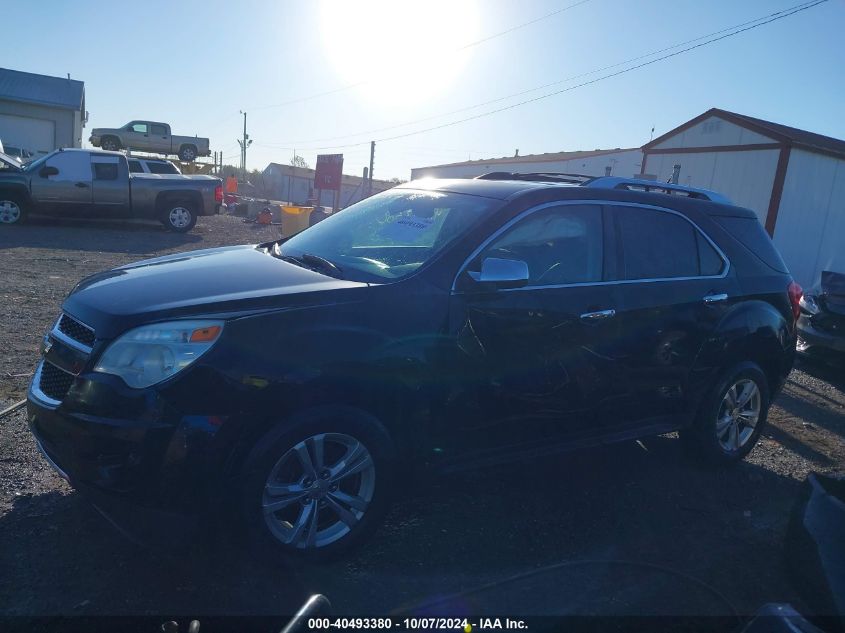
top-left (320, 0), bottom-right (480, 107)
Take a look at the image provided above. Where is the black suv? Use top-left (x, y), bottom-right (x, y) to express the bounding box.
top-left (27, 175), bottom-right (800, 559)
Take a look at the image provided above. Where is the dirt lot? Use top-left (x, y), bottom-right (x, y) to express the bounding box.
top-left (1, 215), bottom-right (844, 624)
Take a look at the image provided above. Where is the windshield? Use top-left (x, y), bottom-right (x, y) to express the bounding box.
top-left (279, 189), bottom-right (497, 282)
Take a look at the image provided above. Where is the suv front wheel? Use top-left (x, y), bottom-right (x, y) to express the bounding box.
top-left (241, 413), bottom-right (395, 562)
top-left (681, 362), bottom-right (771, 464)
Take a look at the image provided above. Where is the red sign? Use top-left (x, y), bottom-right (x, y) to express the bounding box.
top-left (314, 154), bottom-right (344, 191)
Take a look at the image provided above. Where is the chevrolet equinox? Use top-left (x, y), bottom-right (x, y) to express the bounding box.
top-left (27, 175), bottom-right (800, 560)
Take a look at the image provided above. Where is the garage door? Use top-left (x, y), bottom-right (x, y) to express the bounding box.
top-left (0, 113), bottom-right (55, 157)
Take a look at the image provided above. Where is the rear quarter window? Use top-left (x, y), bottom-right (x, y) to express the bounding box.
top-left (713, 216), bottom-right (789, 274)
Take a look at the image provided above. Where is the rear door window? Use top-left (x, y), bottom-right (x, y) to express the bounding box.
top-left (150, 124), bottom-right (168, 136)
top-left (615, 206), bottom-right (723, 279)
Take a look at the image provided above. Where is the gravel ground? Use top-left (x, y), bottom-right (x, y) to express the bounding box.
top-left (1, 215), bottom-right (843, 622)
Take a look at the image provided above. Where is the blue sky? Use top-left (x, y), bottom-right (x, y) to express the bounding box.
top-left (5, 0), bottom-right (844, 180)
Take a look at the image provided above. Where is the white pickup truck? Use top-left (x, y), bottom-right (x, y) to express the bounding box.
top-left (89, 121), bottom-right (211, 162)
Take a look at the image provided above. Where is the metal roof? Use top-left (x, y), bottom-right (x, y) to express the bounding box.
top-left (0, 67), bottom-right (84, 110)
top-left (644, 108), bottom-right (845, 160)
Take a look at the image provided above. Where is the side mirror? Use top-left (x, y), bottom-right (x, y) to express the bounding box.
top-left (39, 166), bottom-right (59, 178)
top-left (467, 257), bottom-right (530, 290)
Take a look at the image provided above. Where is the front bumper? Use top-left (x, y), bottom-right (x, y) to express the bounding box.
top-left (797, 316), bottom-right (845, 354)
top-left (26, 364), bottom-right (235, 515)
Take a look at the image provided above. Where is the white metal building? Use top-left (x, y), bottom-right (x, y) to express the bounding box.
top-left (642, 108), bottom-right (845, 287)
top-left (0, 68), bottom-right (86, 158)
top-left (262, 163), bottom-right (395, 207)
top-left (410, 148), bottom-right (643, 181)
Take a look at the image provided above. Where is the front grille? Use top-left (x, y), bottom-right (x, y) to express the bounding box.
top-left (57, 314), bottom-right (95, 347)
top-left (39, 361), bottom-right (75, 402)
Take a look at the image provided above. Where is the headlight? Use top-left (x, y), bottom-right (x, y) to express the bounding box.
top-left (94, 320), bottom-right (224, 388)
top-left (799, 294), bottom-right (819, 315)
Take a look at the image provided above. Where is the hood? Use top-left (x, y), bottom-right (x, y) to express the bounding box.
top-left (817, 270), bottom-right (845, 316)
top-left (63, 245), bottom-right (367, 338)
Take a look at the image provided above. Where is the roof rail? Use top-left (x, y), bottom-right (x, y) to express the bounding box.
top-left (475, 171), bottom-right (591, 184)
top-left (583, 177), bottom-right (732, 204)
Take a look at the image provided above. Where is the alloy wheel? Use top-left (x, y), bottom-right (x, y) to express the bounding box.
top-left (0, 200), bottom-right (21, 224)
top-left (262, 433), bottom-right (376, 549)
top-left (168, 206), bottom-right (192, 228)
top-left (716, 378), bottom-right (761, 451)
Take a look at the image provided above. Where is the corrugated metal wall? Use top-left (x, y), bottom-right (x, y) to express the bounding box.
top-left (410, 150), bottom-right (643, 180)
top-left (773, 149), bottom-right (845, 287)
top-left (644, 149), bottom-right (780, 223)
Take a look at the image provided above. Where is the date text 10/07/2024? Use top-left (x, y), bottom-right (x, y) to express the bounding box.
top-left (307, 618), bottom-right (530, 630)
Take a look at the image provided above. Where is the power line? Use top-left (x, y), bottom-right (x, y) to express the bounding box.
top-left (259, 0), bottom-right (826, 149)
top-left (259, 0), bottom-right (828, 151)
top-left (250, 0), bottom-right (594, 112)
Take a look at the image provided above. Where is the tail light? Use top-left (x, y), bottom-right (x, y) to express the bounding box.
top-left (787, 281), bottom-right (803, 321)
top-left (214, 185), bottom-right (223, 204)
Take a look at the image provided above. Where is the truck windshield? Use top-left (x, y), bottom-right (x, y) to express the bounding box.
top-left (278, 189), bottom-right (497, 282)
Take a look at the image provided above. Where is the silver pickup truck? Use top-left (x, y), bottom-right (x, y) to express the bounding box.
top-left (0, 148), bottom-right (221, 232)
top-left (89, 121), bottom-right (211, 162)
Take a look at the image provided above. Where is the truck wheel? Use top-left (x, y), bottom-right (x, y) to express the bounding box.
top-left (162, 202), bottom-right (197, 232)
top-left (101, 136), bottom-right (120, 151)
top-left (0, 197), bottom-right (26, 225)
top-left (680, 362), bottom-right (770, 465)
top-left (178, 145), bottom-right (197, 162)
top-left (240, 410), bottom-right (396, 563)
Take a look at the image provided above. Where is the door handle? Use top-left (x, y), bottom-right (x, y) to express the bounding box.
top-left (580, 309), bottom-right (616, 322)
top-left (74, 182), bottom-right (89, 188)
top-left (703, 293), bottom-right (728, 304)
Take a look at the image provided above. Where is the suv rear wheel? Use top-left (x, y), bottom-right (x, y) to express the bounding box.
top-left (681, 363), bottom-right (770, 464)
top-left (241, 413), bottom-right (395, 562)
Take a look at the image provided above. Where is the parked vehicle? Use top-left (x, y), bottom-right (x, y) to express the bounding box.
top-left (127, 156), bottom-right (181, 175)
top-left (27, 175), bottom-right (799, 560)
top-left (797, 270), bottom-right (845, 357)
top-left (89, 121), bottom-right (211, 162)
top-left (3, 145), bottom-right (36, 164)
top-left (0, 148), bottom-right (221, 231)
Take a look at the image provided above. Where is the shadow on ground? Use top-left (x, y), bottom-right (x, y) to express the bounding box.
top-left (0, 218), bottom-right (203, 255)
top-left (0, 436), bottom-right (811, 619)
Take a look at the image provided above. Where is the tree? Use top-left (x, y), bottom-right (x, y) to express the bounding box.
top-left (389, 177), bottom-right (408, 184)
top-left (290, 154), bottom-right (309, 168)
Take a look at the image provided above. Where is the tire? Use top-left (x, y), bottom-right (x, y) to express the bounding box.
top-left (240, 410), bottom-right (396, 563)
top-left (100, 136), bottom-right (120, 151)
top-left (0, 196), bottom-right (26, 225)
top-left (680, 362), bottom-right (770, 465)
top-left (160, 201), bottom-right (197, 232)
top-left (178, 145), bottom-right (197, 162)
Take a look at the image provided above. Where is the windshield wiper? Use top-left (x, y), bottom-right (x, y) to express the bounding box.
top-left (301, 253), bottom-right (344, 279)
top-left (272, 245), bottom-right (344, 279)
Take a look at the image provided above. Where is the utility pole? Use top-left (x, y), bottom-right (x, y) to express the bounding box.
top-left (367, 141), bottom-right (375, 196)
top-left (237, 110), bottom-right (252, 182)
